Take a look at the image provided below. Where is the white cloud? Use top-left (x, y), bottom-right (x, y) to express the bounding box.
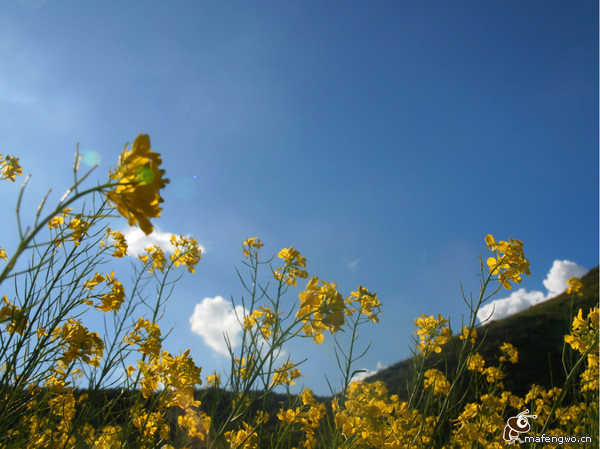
top-left (542, 260), bottom-right (588, 298)
top-left (351, 361), bottom-right (388, 382)
top-left (189, 296), bottom-right (246, 356)
top-left (477, 289), bottom-right (546, 323)
top-left (477, 260), bottom-right (587, 323)
top-left (121, 227), bottom-right (205, 257)
top-left (347, 259), bottom-right (360, 271)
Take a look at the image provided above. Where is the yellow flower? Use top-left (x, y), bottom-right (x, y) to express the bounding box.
top-left (98, 272), bottom-right (125, 312)
top-left (142, 245), bottom-right (167, 273)
top-left (271, 361), bottom-right (303, 387)
top-left (565, 307), bottom-right (599, 355)
top-left (485, 234), bottom-right (531, 289)
top-left (0, 296), bottom-right (29, 336)
top-left (499, 342), bottom-right (519, 364)
top-left (67, 214), bottom-right (90, 246)
top-left (0, 248), bottom-right (6, 261)
top-left (423, 368), bottom-right (450, 396)
top-left (466, 353), bottom-right (486, 373)
top-left (169, 234), bottom-right (202, 273)
top-left (458, 326), bottom-right (477, 344)
top-left (54, 318), bottom-right (105, 367)
top-left (100, 227), bottom-right (128, 258)
top-left (347, 286), bottom-right (381, 323)
top-left (242, 237), bottom-right (264, 258)
top-left (0, 154), bottom-right (22, 181)
top-left (84, 272), bottom-right (106, 290)
top-left (297, 276), bottom-right (347, 343)
top-left (48, 215), bottom-right (65, 230)
top-left (483, 366), bottom-right (504, 384)
top-left (566, 276), bottom-right (584, 297)
top-left (274, 246), bottom-right (308, 286)
top-left (206, 372), bottom-right (221, 388)
top-left (413, 313), bottom-right (451, 356)
top-left (106, 134), bottom-right (169, 235)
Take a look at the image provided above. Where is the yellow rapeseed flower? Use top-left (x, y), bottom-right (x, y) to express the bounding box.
top-left (106, 134), bottom-right (169, 235)
top-left (424, 368), bottom-right (451, 396)
top-left (485, 234), bottom-right (531, 289)
top-left (499, 342), bottom-right (519, 364)
top-left (170, 234), bottom-right (202, 273)
top-left (242, 237), bottom-right (264, 258)
top-left (566, 276), bottom-right (584, 297)
top-left (0, 248), bottom-right (7, 261)
top-left (274, 246), bottom-right (308, 286)
top-left (413, 313), bottom-right (451, 356)
top-left (466, 353), bottom-right (486, 373)
top-left (0, 154), bottom-right (22, 182)
top-left (271, 361), bottom-right (303, 387)
top-left (100, 227), bottom-right (128, 258)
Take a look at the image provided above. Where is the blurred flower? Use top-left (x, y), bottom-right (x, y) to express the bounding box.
top-left (242, 237), bottom-right (264, 259)
top-left (106, 134), bottom-right (169, 235)
top-left (566, 276), bottom-right (584, 297)
top-left (459, 326), bottom-right (477, 344)
top-left (271, 361), bottom-right (303, 387)
top-left (424, 368), bottom-right (450, 396)
top-left (0, 154), bottom-right (22, 182)
top-left (467, 353), bottom-right (486, 373)
top-left (499, 342), bottom-right (519, 364)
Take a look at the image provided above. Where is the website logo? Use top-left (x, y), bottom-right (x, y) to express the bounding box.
top-left (503, 409), bottom-right (537, 444)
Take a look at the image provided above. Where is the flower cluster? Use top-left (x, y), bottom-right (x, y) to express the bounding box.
top-left (52, 318), bottom-right (105, 367)
top-left (139, 245), bottom-right (167, 274)
top-left (277, 389), bottom-right (325, 448)
top-left (99, 227), bottom-right (128, 258)
top-left (274, 246), bottom-right (309, 286)
top-left (499, 342), bottom-right (519, 364)
top-left (242, 237), bottom-right (264, 259)
top-left (271, 361), bottom-right (303, 387)
top-left (566, 276), bottom-right (584, 297)
top-left (297, 276), bottom-right (346, 344)
top-left (83, 271), bottom-right (126, 312)
top-left (485, 234), bottom-right (531, 289)
top-left (347, 285), bottom-right (382, 323)
top-left (0, 295), bottom-right (28, 335)
top-left (413, 313), bottom-right (451, 356)
top-left (48, 208), bottom-right (90, 247)
top-left (169, 234), bottom-right (202, 273)
top-left (0, 154), bottom-right (22, 181)
top-left (106, 134), bottom-right (170, 235)
top-left (565, 307), bottom-right (599, 393)
top-left (423, 368), bottom-right (451, 396)
top-left (458, 325), bottom-right (478, 344)
top-left (244, 305), bottom-right (277, 339)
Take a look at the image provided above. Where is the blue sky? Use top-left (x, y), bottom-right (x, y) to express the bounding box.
top-left (1, 1), bottom-right (597, 395)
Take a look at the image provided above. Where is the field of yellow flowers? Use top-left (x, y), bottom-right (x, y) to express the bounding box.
top-left (0, 136), bottom-right (597, 448)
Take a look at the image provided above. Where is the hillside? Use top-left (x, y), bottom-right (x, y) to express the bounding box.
top-left (365, 266), bottom-right (599, 399)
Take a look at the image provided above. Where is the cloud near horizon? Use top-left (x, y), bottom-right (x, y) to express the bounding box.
top-left (351, 361), bottom-right (388, 382)
top-left (189, 296), bottom-right (246, 356)
top-left (477, 260), bottom-right (588, 323)
top-left (121, 227), bottom-right (205, 257)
